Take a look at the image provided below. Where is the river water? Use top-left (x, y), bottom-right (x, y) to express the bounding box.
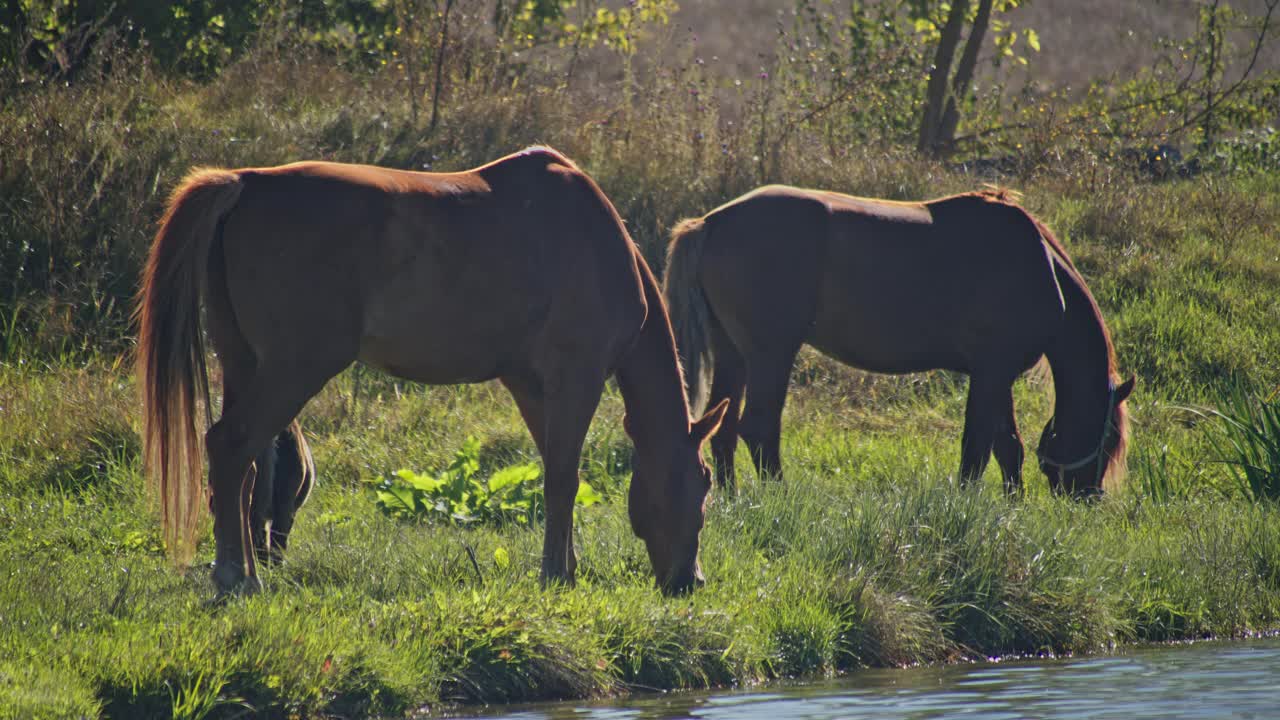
top-left (464, 638), bottom-right (1280, 719)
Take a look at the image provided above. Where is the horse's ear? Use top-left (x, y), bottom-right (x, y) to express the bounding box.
top-left (1114, 376), bottom-right (1136, 405)
top-left (691, 398), bottom-right (730, 447)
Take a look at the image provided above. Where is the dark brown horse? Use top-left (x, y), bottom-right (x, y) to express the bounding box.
top-left (664, 185), bottom-right (1132, 497)
top-left (137, 146), bottom-right (728, 597)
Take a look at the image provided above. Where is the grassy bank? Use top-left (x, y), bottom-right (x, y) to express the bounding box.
top-left (4, 357), bottom-right (1280, 718)
top-left (3, 6), bottom-right (1280, 718)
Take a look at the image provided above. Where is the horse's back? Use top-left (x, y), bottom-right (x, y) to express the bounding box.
top-left (216, 150), bottom-right (645, 384)
top-left (920, 192), bottom-right (1067, 302)
top-left (693, 185), bottom-right (1067, 375)
top-left (815, 191), bottom-right (1066, 372)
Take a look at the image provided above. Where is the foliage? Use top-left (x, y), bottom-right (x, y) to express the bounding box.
top-left (498, 0), bottom-right (678, 54)
top-left (777, 0), bottom-right (1040, 156)
top-left (1206, 126), bottom-right (1280, 174)
top-left (1, 0), bottom-right (680, 85)
top-left (963, 0), bottom-right (1280, 159)
top-left (1, 0), bottom-right (267, 78)
top-left (1196, 380), bottom-right (1280, 502)
top-left (0, 0), bottom-right (451, 79)
top-left (366, 436), bottom-right (603, 525)
top-left (1131, 442), bottom-right (1204, 505)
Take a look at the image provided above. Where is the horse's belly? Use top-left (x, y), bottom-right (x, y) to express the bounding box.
top-left (355, 240), bottom-right (550, 383)
top-left (357, 298), bottom-right (542, 384)
top-left (807, 335), bottom-right (960, 375)
top-left (807, 309), bottom-right (965, 375)
top-left (356, 337), bottom-right (502, 384)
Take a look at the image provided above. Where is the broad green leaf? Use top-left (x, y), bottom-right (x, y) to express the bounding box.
top-left (575, 481), bottom-right (604, 507)
top-left (489, 463), bottom-right (542, 492)
top-left (397, 468), bottom-right (443, 493)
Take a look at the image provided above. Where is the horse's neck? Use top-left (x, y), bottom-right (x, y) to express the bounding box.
top-left (615, 271), bottom-right (691, 451)
top-left (1045, 265), bottom-right (1113, 419)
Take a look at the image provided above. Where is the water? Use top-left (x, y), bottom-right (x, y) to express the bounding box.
top-left (462, 639), bottom-right (1280, 719)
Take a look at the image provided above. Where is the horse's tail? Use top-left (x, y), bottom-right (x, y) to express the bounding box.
top-left (664, 216), bottom-right (718, 416)
top-left (135, 168), bottom-right (244, 566)
top-left (284, 419), bottom-right (317, 509)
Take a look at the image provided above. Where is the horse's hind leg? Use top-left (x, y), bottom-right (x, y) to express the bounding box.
top-left (739, 345), bottom-right (801, 482)
top-left (206, 403), bottom-right (265, 596)
top-left (248, 438), bottom-right (279, 564)
top-left (990, 388), bottom-right (1025, 497)
top-left (706, 325), bottom-right (746, 490)
top-left (205, 304), bottom-right (262, 595)
top-left (271, 422), bottom-right (314, 560)
top-left (207, 364), bottom-right (342, 595)
top-left (250, 420), bottom-right (313, 565)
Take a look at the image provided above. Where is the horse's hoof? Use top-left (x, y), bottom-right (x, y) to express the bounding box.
top-left (239, 575), bottom-right (264, 595)
top-left (211, 561), bottom-right (243, 592)
top-left (210, 562), bottom-right (262, 596)
top-left (206, 575), bottom-right (263, 607)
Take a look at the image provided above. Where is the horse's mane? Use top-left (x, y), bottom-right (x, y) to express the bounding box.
top-left (974, 185), bottom-right (1021, 204)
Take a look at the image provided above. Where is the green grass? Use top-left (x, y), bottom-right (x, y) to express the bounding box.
top-left (4, 348), bottom-right (1280, 717)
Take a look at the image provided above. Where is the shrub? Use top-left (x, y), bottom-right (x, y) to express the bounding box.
top-left (366, 437), bottom-right (603, 525)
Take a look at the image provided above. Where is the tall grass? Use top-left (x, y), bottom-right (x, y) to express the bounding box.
top-left (4, 406), bottom-right (1280, 716)
top-left (4, 347), bottom-right (1280, 716)
top-left (1196, 381), bottom-right (1280, 502)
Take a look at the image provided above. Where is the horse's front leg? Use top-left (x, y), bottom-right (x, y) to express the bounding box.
top-left (535, 369), bottom-right (606, 587)
top-left (249, 440), bottom-right (278, 565)
top-left (958, 376), bottom-right (1003, 488)
top-left (990, 385), bottom-right (1025, 497)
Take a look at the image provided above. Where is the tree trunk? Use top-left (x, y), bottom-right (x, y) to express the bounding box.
top-left (917, 0), bottom-right (969, 155)
top-left (429, 0), bottom-right (456, 134)
top-left (936, 0), bottom-right (994, 156)
top-left (1201, 0), bottom-right (1223, 150)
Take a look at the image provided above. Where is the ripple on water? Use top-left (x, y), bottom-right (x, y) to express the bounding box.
top-left (467, 639), bottom-right (1280, 720)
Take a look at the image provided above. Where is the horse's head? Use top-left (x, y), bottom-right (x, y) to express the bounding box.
top-left (1037, 376), bottom-right (1134, 497)
top-left (626, 399), bottom-right (729, 595)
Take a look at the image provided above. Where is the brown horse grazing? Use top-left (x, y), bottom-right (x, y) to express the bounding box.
top-left (137, 146), bottom-right (729, 597)
top-left (664, 185), bottom-right (1133, 498)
